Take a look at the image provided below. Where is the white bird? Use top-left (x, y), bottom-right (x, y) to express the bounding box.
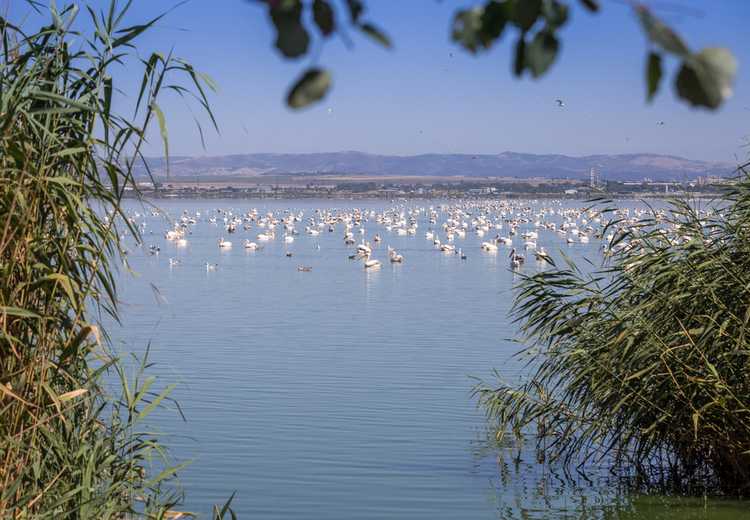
top-left (388, 246), bottom-right (404, 263)
top-left (509, 248), bottom-right (524, 269)
top-left (357, 242), bottom-right (372, 256)
top-left (363, 255), bottom-right (381, 269)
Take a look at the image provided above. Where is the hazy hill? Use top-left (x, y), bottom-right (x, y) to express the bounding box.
top-left (137, 151), bottom-right (731, 182)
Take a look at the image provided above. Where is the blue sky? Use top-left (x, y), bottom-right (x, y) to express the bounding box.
top-left (18, 1), bottom-right (750, 161)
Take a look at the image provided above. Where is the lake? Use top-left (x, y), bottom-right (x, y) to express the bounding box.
top-left (109, 198), bottom-right (747, 519)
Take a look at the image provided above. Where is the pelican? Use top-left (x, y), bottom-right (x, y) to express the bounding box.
top-left (363, 255), bottom-right (381, 269)
top-left (357, 242), bottom-right (372, 256)
top-left (244, 240), bottom-right (259, 250)
top-left (218, 238), bottom-right (232, 248)
top-left (388, 246), bottom-right (404, 263)
top-left (509, 248), bottom-right (525, 268)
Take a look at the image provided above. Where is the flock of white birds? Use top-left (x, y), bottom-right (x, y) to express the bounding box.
top-left (122, 199), bottom-right (706, 273)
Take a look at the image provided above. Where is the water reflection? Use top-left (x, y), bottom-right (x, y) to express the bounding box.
top-left (470, 433), bottom-right (748, 519)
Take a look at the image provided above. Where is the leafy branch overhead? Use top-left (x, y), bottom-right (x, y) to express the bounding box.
top-left (636, 6), bottom-right (737, 109)
top-left (259, 0), bottom-right (736, 111)
top-left (259, 0), bottom-right (391, 109)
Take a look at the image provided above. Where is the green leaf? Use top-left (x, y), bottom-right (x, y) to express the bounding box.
top-left (542, 0), bottom-right (569, 29)
top-left (452, 8), bottom-right (484, 54)
top-left (286, 68), bottom-right (332, 109)
top-left (214, 492), bottom-right (237, 520)
top-left (41, 273), bottom-right (78, 307)
top-left (512, 0), bottom-right (542, 32)
top-left (346, 0), bottom-right (364, 23)
top-left (675, 48), bottom-right (737, 109)
top-left (28, 90), bottom-right (94, 112)
top-left (525, 30), bottom-right (559, 78)
top-left (513, 36), bottom-right (527, 76)
top-left (151, 101), bottom-right (169, 173)
top-left (359, 23), bottom-right (391, 48)
top-left (636, 6), bottom-right (689, 57)
top-left (0, 306), bottom-right (41, 319)
top-left (313, 0), bottom-right (335, 37)
top-left (579, 0), bottom-right (599, 12)
top-left (137, 383), bottom-right (177, 423)
top-left (480, 1), bottom-right (510, 45)
top-left (452, 4), bottom-right (508, 54)
top-left (270, 0), bottom-right (310, 58)
top-left (646, 51), bottom-right (662, 102)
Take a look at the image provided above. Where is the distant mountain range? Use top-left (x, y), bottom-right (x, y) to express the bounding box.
top-left (137, 151), bottom-right (733, 182)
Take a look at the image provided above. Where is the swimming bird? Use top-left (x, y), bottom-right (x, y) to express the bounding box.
top-left (364, 257), bottom-right (381, 269)
top-left (509, 248), bottom-right (525, 268)
top-left (388, 246), bottom-right (404, 263)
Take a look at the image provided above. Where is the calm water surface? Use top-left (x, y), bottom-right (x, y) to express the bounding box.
top-left (110, 198), bottom-right (747, 519)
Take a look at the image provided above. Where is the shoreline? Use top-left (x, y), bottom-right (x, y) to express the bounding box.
top-left (127, 190), bottom-right (726, 201)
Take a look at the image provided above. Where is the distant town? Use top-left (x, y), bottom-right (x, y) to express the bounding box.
top-left (128, 171), bottom-right (733, 199)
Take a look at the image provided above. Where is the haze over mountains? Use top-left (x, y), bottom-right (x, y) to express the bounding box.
top-left (139, 151), bottom-right (732, 182)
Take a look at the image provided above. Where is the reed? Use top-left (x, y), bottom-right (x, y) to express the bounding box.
top-left (0, 1), bottom-right (216, 517)
top-left (476, 167), bottom-right (750, 495)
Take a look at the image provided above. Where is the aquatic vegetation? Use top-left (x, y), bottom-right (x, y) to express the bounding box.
top-left (477, 167), bottom-right (750, 495)
top-left (0, 1), bottom-right (215, 516)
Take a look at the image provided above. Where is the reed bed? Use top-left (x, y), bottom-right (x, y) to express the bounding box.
top-left (477, 167), bottom-right (750, 495)
top-left (0, 1), bottom-right (223, 517)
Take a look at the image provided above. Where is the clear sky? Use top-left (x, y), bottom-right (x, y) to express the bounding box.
top-left (19, 1), bottom-right (750, 162)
